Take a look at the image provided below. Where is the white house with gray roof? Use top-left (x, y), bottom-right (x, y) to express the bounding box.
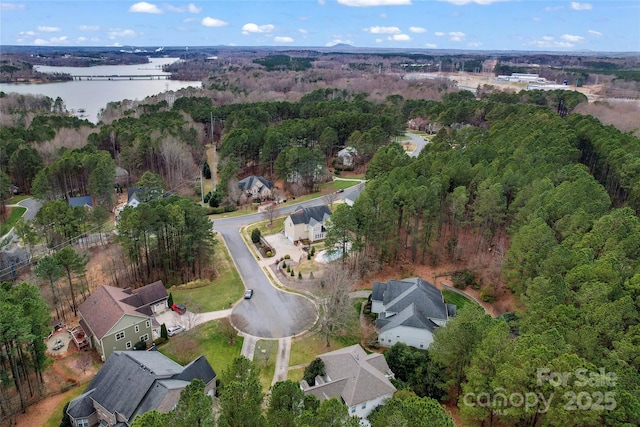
top-left (66, 351), bottom-right (216, 427)
top-left (283, 205), bottom-right (332, 243)
top-left (301, 344), bottom-right (396, 419)
top-left (371, 278), bottom-right (456, 350)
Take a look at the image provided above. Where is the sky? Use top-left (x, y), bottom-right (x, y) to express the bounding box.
top-left (0, 1), bottom-right (638, 52)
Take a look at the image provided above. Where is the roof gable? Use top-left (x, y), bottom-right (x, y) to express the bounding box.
top-left (238, 176), bottom-right (273, 192)
top-left (289, 205), bottom-right (332, 226)
top-left (69, 195), bottom-right (94, 208)
top-left (375, 278), bottom-right (447, 322)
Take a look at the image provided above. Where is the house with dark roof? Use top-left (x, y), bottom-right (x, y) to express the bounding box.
top-left (301, 344), bottom-right (396, 419)
top-left (371, 278), bottom-right (456, 350)
top-left (66, 351), bottom-right (216, 427)
top-left (238, 175), bottom-right (273, 200)
top-left (78, 281), bottom-right (169, 361)
top-left (68, 195), bottom-right (94, 209)
top-left (283, 205), bottom-right (332, 243)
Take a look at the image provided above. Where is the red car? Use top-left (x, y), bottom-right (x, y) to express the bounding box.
top-left (171, 303), bottom-right (186, 314)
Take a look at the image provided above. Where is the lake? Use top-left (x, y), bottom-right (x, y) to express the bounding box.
top-left (0, 58), bottom-right (201, 123)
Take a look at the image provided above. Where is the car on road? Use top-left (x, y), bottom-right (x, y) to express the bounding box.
top-left (167, 325), bottom-right (184, 337)
top-left (171, 303), bottom-right (186, 314)
top-left (336, 188), bottom-right (344, 193)
top-left (244, 289), bottom-right (254, 299)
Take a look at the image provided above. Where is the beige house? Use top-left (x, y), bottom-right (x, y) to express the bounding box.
top-left (67, 351), bottom-right (216, 427)
top-left (78, 281), bottom-right (168, 361)
top-left (283, 205), bottom-right (332, 243)
top-left (301, 344), bottom-right (396, 419)
top-left (238, 175), bottom-right (273, 200)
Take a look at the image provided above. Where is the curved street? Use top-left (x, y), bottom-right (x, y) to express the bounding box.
top-left (212, 186), bottom-right (363, 338)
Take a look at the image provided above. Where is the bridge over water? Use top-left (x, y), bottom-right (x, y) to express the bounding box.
top-left (72, 74), bottom-right (171, 81)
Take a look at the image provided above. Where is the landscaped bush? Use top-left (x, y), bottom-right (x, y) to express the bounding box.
top-left (154, 337), bottom-right (168, 346)
top-left (284, 254), bottom-right (291, 259)
top-left (310, 247), bottom-right (316, 256)
top-left (286, 265), bottom-right (290, 273)
top-left (480, 288), bottom-right (497, 303)
top-left (251, 228), bottom-right (261, 244)
top-left (298, 272), bottom-right (302, 279)
top-left (266, 251), bottom-right (273, 257)
top-left (290, 269), bottom-right (294, 277)
top-left (452, 269), bottom-right (475, 289)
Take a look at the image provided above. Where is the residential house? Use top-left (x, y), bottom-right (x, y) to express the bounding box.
top-left (238, 175), bottom-right (273, 200)
top-left (78, 281), bottom-right (169, 361)
top-left (301, 344), bottom-right (396, 419)
top-left (283, 205), bottom-right (332, 243)
top-left (68, 195), bottom-right (94, 209)
top-left (371, 278), bottom-right (456, 350)
top-left (126, 188), bottom-right (171, 208)
top-left (66, 350), bottom-right (216, 427)
top-left (336, 146), bottom-right (357, 167)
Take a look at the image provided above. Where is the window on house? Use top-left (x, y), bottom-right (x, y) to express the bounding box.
top-left (351, 407), bottom-right (356, 413)
top-left (126, 341), bottom-right (132, 349)
top-left (361, 402), bottom-right (367, 409)
top-left (115, 331), bottom-right (125, 341)
top-left (140, 334), bottom-right (149, 342)
top-left (146, 320), bottom-right (150, 328)
top-left (135, 325), bottom-right (139, 333)
top-left (77, 419), bottom-right (89, 427)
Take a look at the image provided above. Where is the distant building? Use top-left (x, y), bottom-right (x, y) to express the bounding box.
top-left (238, 175), bottom-right (273, 200)
top-left (66, 351), bottom-right (216, 427)
top-left (68, 195), bottom-right (94, 209)
top-left (337, 146), bottom-right (357, 167)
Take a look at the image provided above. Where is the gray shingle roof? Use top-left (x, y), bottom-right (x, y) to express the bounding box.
top-left (374, 278), bottom-right (447, 321)
top-left (68, 195), bottom-right (94, 208)
top-left (69, 351), bottom-right (216, 425)
top-left (377, 303), bottom-right (439, 333)
top-left (238, 175), bottom-right (273, 193)
top-left (289, 205), bottom-right (332, 226)
top-left (302, 344), bottom-right (395, 407)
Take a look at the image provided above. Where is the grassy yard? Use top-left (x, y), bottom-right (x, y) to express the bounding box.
top-left (289, 301), bottom-right (363, 367)
top-left (8, 195), bottom-right (30, 204)
top-left (44, 384), bottom-right (88, 427)
top-left (0, 206), bottom-right (26, 235)
top-left (288, 367), bottom-right (304, 382)
top-left (254, 339), bottom-right (278, 391)
top-left (159, 320), bottom-right (243, 374)
top-left (442, 289), bottom-right (478, 311)
top-left (251, 216), bottom-right (285, 236)
top-left (169, 243), bottom-right (245, 312)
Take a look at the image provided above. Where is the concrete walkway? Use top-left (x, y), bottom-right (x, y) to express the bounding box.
top-left (271, 337), bottom-right (292, 385)
top-left (241, 334), bottom-right (259, 360)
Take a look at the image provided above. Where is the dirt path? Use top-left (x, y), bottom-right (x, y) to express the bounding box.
top-left (15, 387), bottom-right (76, 427)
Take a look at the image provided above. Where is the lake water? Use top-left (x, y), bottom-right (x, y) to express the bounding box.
top-left (0, 58), bottom-right (201, 123)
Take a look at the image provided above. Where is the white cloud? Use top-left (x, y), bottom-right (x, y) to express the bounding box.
top-left (33, 35), bottom-right (69, 45)
top-left (561, 34), bottom-right (584, 42)
top-left (242, 23), bottom-right (274, 34)
top-left (77, 36), bottom-right (87, 42)
top-left (33, 38), bottom-right (48, 45)
top-left (183, 17), bottom-right (198, 23)
top-left (365, 26), bottom-right (401, 34)
top-left (588, 29), bottom-right (602, 36)
top-left (1, 3), bottom-right (26, 10)
top-left (425, 43), bottom-right (437, 48)
top-left (318, 0), bottom-right (326, 5)
top-left (108, 29), bottom-right (137, 38)
top-left (326, 38), bottom-right (353, 46)
top-left (440, 0), bottom-right (509, 4)
top-left (545, 5), bottom-right (564, 11)
top-left (375, 38), bottom-right (383, 43)
top-left (338, 0), bottom-right (411, 7)
top-left (468, 41), bottom-right (482, 47)
top-left (129, 2), bottom-right (162, 14)
top-left (449, 31), bottom-right (466, 41)
top-left (389, 34), bottom-right (411, 41)
top-left (166, 3), bottom-right (202, 13)
top-left (201, 17), bottom-right (228, 27)
top-left (275, 36), bottom-right (294, 43)
top-left (19, 30), bottom-right (35, 36)
top-left (299, 28), bottom-right (308, 34)
top-left (434, 31), bottom-right (445, 36)
top-left (38, 26), bottom-right (61, 32)
top-left (530, 36), bottom-right (574, 48)
top-left (79, 25), bottom-right (99, 31)
top-left (409, 26), bottom-right (426, 33)
top-left (571, 2), bottom-right (592, 11)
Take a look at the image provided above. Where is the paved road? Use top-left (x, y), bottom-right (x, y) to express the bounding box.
top-left (404, 131), bottom-right (429, 157)
top-left (17, 198), bottom-right (42, 220)
top-left (213, 185), bottom-right (364, 339)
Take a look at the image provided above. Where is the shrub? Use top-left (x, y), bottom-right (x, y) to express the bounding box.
top-left (310, 247), bottom-right (316, 256)
top-left (307, 254), bottom-right (311, 260)
top-left (286, 265), bottom-right (290, 273)
top-left (251, 228), bottom-right (262, 244)
top-left (303, 358), bottom-right (326, 386)
top-left (290, 269), bottom-right (295, 277)
top-left (282, 260), bottom-right (287, 269)
top-left (284, 254), bottom-right (291, 259)
top-left (154, 337), bottom-right (168, 346)
top-left (160, 323), bottom-right (168, 339)
top-left (134, 339), bottom-right (147, 351)
top-left (309, 271), bottom-right (314, 279)
top-left (452, 269), bottom-right (475, 289)
top-left (480, 288), bottom-right (497, 303)
top-left (298, 272), bottom-right (302, 279)
top-left (266, 251), bottom-right (273, 257)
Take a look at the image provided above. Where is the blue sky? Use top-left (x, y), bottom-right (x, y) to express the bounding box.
top-left (1, 1), bottom-right (638, 52)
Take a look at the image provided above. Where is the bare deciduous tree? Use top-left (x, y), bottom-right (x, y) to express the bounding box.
top-left (262, 202), bottom-right (280, 227)
top-left (218, 317), bottom-right (240, 345)
top-left (75, 352), bottom-right (93, 374)
top-left (316, 264), bottom-right (358, 347)
top-left (322, 188), bottom-right (338, 208)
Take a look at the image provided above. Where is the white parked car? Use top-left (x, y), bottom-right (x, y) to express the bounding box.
top-left (167, 326), bottom-right (184, 337)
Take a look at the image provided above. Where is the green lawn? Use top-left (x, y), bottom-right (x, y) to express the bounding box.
top-left (251, 216), bottom-right (285, 236)
top-left (254, 339), bottom-right (278, 391)
top-left (288, 367), bottom-right (304, 382)
top-left (0, 206), bottom-right (26, 236)
top-left (8, 195), bottom-right (29, 204)
top-left (159, 320), bottom-right (243, 374)
top-left (44, 384), bottom-right (88, 427)
top-left (442, 289), bottom-right (478, 311)
top-left (169, 243), bottom-right (245, 312)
